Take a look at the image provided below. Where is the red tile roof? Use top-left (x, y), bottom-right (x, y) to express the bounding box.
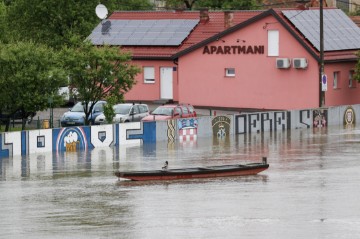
top-left (108, 10), bottom-right (262, 59)
top-left (107, 9), bottom-right (359, 62)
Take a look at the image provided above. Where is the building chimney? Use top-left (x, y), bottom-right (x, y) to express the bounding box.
top-left (200, 8), bottom-right (209, 23)
top-left (224, 11), bottom-right (234, 28)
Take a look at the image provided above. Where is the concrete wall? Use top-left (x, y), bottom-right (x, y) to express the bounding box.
top-left (0, 104), bottom-right (358, 158)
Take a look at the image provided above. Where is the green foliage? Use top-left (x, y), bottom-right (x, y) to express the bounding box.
top-left (4, 0), bottom-right (154, 49)
top-left (355, 51), bottom-right (360, 82)
top-left (0, 1), bottom-right (8, 42)
top-left (0, 41), bottom-right (67, 130)
top-left (103, 96), bottom-right (118, 124)
top-left (164, 0), bottom-right (257, 10)
top-left (108, 0), bottom-right (154, 10)
top-left (61, 41), bottom-right (140, 125)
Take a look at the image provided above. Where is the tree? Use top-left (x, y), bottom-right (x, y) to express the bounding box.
top-left (163, 0), bottom-right (257, 10)
top-left (354, 52), bottom-right (360, 83)
top-left (5, 0), bottom-right (154, 49)
top-left (0, 41), bottom-right (67, 131)
top-left (0, 2), bottom-right (6, 41)
top-left (103, 96), bottom-right (117, 124)
top-left (61, 40), bottom-right (140, 126)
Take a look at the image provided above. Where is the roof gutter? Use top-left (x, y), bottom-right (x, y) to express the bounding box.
top-left (132, 56), bottom-right (173, 61)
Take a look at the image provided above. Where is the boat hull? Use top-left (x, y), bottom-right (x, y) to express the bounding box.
top-left (115, 163), bottom-right (269, 181)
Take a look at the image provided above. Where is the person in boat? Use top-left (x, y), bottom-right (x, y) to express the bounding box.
top-left (162, 161), bottom-right (168, 170)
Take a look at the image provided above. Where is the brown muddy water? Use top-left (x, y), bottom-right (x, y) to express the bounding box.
top-left (1, 125), bottom-right (360, 239)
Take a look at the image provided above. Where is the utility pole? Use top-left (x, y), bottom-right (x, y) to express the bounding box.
top-left (319, 0), bottom-right (325, 107)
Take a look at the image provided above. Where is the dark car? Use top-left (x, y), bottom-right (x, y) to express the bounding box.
top-left (60, 101), bottom-right (107, 127)
top-left (141, 104), bottom-right (196, 122)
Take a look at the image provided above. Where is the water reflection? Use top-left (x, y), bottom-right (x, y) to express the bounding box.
top-left (116, 174), bottom-right (269, 188)
top-left (1, 126), bottom-right (360, 239)
top-left (1, 126), bottom-right (360, 181)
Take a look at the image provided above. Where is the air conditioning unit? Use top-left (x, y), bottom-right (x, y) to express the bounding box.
top-left (276, 58), bottom-right (291, 69)
top-left (293, 58), bottom-right (308, 69)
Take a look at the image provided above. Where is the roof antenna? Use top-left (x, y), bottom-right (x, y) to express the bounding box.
top-left (96, 3), bottom-right (111, 35)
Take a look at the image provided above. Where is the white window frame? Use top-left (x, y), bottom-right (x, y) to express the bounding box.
top-left (144, 66), bottom-right (155, 84)
top-left (349, 70), bottom-right (356, 88)
top-left (268, 30), bottom-right (279, 56)
top-left (333, 71), bottom-right (339, 89)
top-left (225, 68), bottom-right (235, 77)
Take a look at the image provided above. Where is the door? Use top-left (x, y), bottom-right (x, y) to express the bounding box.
top-left (160, 67), bottom-right (173, 100)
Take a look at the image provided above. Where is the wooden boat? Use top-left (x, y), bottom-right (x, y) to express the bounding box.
top-left (115, 157), bottom-right (269, 181)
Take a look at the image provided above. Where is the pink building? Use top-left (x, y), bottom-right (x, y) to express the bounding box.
top-left (89, 8), bottom-right (360, 110)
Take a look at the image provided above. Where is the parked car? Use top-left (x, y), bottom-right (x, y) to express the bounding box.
top-left (95, 103), bottom-right (149, 124)
top-left (60, 101), bottom-right (107, 127)
top-left (141, 104), bottom-right (196, 122)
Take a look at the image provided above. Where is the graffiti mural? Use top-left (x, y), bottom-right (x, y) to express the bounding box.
top-left (299, 110), bottom-right (312, 128)
top-left (344, 106), bottom-right (355, 126)
top-left (0, 105), bottom-right (358, 158)
top-left (28, 129), bottom-right (53, 154)
top-left (0, 132), bottom-right (21, 157)
top-left (54, 127), bottom-right (89, 153)
top-left (212, 116), bottom-right (230, 138)
top-left (313, 109), bottom-right (327, 128)
top-left (167, 120), bottom-right (176, 143)
top-left (91, 125), bottom-right (114, 147)
top-left (178, 118), bottom-right (198, 143)
top-left (235, 111), bottom-right (289, 134)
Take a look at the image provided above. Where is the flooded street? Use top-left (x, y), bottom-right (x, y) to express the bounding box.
top-left (1, 126), bottom-right (360, 239)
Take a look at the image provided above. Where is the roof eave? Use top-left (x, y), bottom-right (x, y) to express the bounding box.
top-left (172, 9), bottom-right (320, 61)
top-left (132, 56), bottom-right (173, 61)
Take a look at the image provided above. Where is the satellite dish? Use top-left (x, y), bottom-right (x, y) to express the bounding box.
top-left (95, 4), bottom-right (108, 20)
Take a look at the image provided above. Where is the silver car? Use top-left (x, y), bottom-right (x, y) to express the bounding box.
top-left (95, 103), bottom-right (149, 124)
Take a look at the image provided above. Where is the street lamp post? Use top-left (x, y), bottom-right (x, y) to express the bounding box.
top-left (48, 96), bottom-right (53, 128)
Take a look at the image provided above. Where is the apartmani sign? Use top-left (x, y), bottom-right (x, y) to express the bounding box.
top-left (203, 45), bottom-right (265, 55)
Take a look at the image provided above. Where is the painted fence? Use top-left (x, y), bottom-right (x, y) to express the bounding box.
top-left (0, 105), bottom-right (358, 158)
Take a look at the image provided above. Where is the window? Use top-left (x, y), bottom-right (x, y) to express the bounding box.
top-left (175, 107), bottom-right (182, 116)
top-left (139, 105), bottom-right (149, 113)
top-left (94, 102), bottom-right (105, 112)
top-left (188, 105), bottom-right (195, 114)
top-left (144, 67), bottom-right (155, 83)
top-left (268, 30), bottom-right (279, 56)
top-left (333, 71), bottom-right (340, 89)
top-left (132, 105), bottom-right (139, 114)
top-left (225, 68), bottom-right (235, 77)
top-left (349, 70), bottom-right (356, 88)
top-left (182, 106), bottom-right (189, 114)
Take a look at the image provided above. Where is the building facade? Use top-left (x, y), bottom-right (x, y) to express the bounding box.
top-left (89, 8), bottom-right (360, 110)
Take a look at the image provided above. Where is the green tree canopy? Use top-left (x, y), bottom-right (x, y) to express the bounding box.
top-left (354, 51), bottom-right (360, 82)
top-left (61, 40), bottom-right (140, 125)
top-left (0, 1), bottom-right (7, 42)
top-left (0, 41), bottom-right (67, 130)
top-left (4, 0), bottom-right (154, 49)
top-left (163, 0), bottom-right (258, 10)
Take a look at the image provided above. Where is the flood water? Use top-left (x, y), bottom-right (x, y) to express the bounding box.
top-left (1, 125), bottom-right (360, 239)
